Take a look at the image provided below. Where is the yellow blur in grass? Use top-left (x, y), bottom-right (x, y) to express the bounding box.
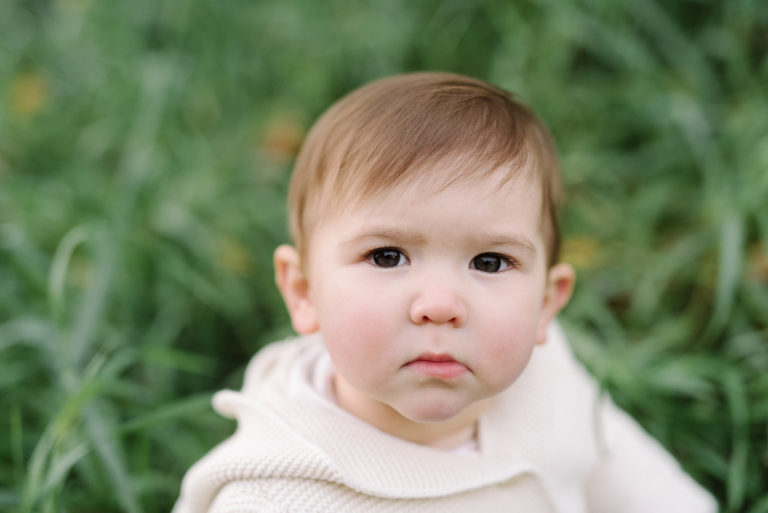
top-left (561, 236), bottom-right (602, 270)
top-left (9, 73), bottom-right (49, 117)
top-left (216, 235), bottom-right (253, 276)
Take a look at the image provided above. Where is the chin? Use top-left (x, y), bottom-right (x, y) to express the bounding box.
top-left (396, 396), bottom-right (469, 424)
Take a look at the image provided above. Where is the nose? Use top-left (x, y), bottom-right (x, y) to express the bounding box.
top-left (408, 279), bottom-right (467, 327)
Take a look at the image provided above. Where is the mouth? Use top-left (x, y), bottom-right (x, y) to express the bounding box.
top-left (402, 353), bottom-right (469, 380)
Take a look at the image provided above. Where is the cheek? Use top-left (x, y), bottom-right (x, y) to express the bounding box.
top-left (478, 334), bottom-right (538, 395)
top-left (314, 282), bottom-right (400, 381)
top-left (473, 288), bottom-right (543, 387)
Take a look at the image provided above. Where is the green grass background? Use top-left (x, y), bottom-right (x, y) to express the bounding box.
top-left (1, 0), bottom-right (767, 511)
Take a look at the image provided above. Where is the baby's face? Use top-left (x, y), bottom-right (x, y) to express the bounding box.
top-left (302, 172), bottom-right (565, 427)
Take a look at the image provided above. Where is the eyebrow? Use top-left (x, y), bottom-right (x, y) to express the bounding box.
top-left (340, 229), bottom-right (427, 248)
top-left (474, 234), bottom-right (538, 256)
top-left (341, 229), bottom-right (537, 255)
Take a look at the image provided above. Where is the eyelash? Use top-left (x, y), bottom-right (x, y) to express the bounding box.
top-left (364, 248), bottom-right (519, 273)
top-left (470, 253), bottom-right (519, 273)
top-left (365, 247), bottom-right (409, 268)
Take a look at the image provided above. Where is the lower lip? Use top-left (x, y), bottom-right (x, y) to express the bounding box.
top-left (404, 360), bottom-right (469, 379)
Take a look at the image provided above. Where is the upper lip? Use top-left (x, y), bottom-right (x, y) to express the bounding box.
top-left (410, 352), bottom-right (459, 363)
top-left (403, 352), bottom-right (472, 374)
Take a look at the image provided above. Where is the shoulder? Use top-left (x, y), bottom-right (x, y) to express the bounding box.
top-left (173, 334), bottom-right (339, 513)
top-left (173, 389), bottom-right (343, 513)
top-left (537, 324), bottom-right (716, 512)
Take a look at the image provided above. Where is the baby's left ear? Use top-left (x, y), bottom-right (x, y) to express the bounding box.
top-left (536, 263), bottom-right (575, 344)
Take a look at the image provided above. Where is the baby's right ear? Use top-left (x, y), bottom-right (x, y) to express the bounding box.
top-left (274, 244), bottom-right (319, 334)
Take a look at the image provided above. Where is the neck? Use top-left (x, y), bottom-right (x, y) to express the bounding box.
top-left (332, 373), bottom-right (489, 450)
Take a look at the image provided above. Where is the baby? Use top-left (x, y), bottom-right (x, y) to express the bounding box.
top-left (174, 72), bottom-right (715, 512)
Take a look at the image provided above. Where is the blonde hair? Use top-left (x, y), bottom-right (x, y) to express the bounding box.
top-left (288, 72), bottom-right (564, 267)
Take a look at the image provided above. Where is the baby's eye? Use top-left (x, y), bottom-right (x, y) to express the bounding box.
top-left (471, 253), bottom-right (515, 273)
top-left (367, 248), bottom-right (408, 268)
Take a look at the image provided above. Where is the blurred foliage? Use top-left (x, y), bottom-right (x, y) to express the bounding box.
top-left (1, 0), bottom-right (767, 511)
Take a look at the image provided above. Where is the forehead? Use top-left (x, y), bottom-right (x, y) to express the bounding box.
top-left (322, 165), bottom-right (545, 238)
top-left (339, 158), bottom-right (542, 218)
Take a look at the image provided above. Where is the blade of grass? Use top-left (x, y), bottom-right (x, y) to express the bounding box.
top-left (118, 393), bottom-right (214, 435)
top-left (704, 213), bottom-right (745, 341)
top-left (85, 404), bottom-right (142, 513)
top-left (723, 369), bottom-right (749, 511)
top-left (47, 224), bottom-right (88, 325)
top-left (0, 315), bottom-right (54, 352)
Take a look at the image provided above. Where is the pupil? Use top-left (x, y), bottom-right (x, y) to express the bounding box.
top-left (374, 249), bottom-right (400, 267)
top-left (475, 254), bottom-right (501, 272)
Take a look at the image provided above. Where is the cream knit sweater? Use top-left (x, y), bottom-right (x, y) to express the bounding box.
top-left (173, 324), bottom-right (716, 513)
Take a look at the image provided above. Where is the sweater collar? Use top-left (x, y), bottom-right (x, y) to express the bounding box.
top-left (214, 334), bottom-right (567, 499)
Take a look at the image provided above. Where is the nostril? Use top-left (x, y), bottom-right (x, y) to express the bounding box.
top-left (422, 315), bottom-right (450, 324)
top-left (409, 290), bottom-right (467, 327)
top-left (414, 306), bottom-right (463, 326)
top-left (422, 314), bottom-right (457, 324)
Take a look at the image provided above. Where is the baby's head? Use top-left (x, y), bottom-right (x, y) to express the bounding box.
top-left (288, 72), bottom-right (563, 269)
top-left (275, 72), bottom-right (574, 447)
